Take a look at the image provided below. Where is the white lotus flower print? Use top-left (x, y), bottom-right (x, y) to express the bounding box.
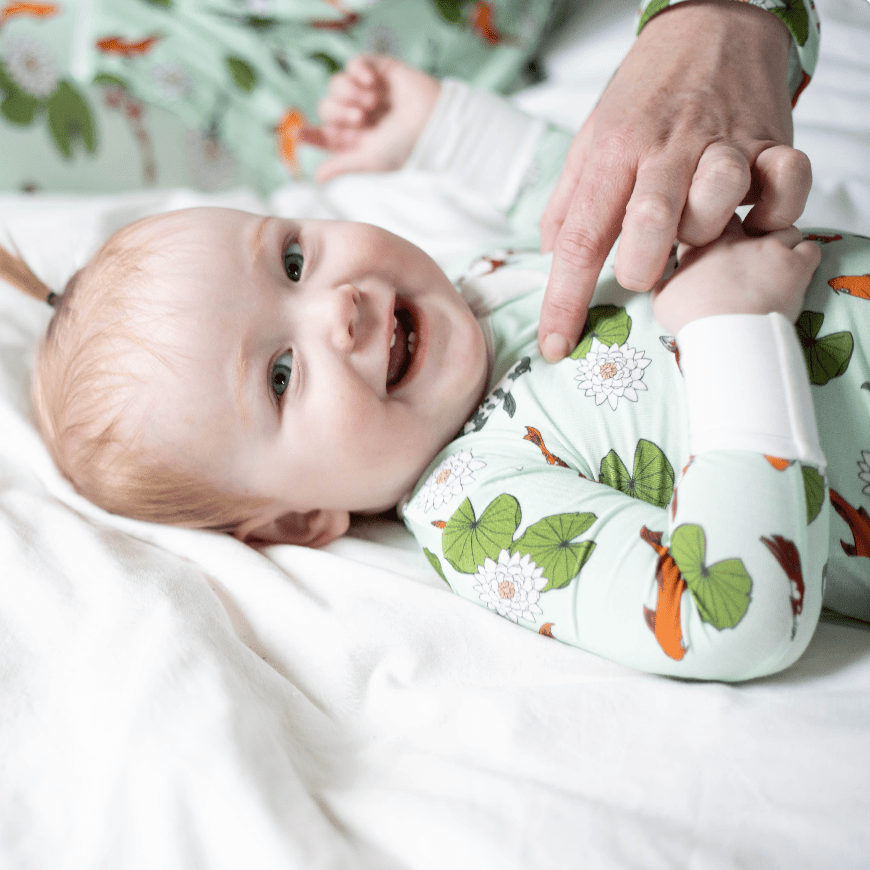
top-left (3, 35), bottom-right (59, 98)
top-left (151, 61), bottom-right (193, 102)
top-left (473, 550), bottom-right (546, 623)
top-left (575, 338), bottom-right (651, 411)
top-left (415, 450), bottom-right (486, 513)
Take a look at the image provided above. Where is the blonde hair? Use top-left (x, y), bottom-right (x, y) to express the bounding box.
top-left (2, 218), bottom-right (270, 534)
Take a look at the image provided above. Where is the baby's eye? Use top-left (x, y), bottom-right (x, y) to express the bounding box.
top-left (271, 351), bottom-right (293, 399)
top-left (284, 241), bottom-right (304, 282)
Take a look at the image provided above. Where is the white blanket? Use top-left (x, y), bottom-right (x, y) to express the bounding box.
top-left (2, 1), bottom-right (870, 867)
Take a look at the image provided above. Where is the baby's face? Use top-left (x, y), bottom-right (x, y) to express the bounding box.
top-left (139, 207), bottom-right (488, 539)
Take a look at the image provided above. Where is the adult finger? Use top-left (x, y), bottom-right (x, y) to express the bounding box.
top-left (742, 145), bottom-right (812, 234)
top-left (677, 143), bottom-right (751, 246)
top-left (539, 153), bottom-right (635, 362)
top-left (614, 155), bottom-right (695, 293)
top-left (539, 123), bottom-right (593, 253)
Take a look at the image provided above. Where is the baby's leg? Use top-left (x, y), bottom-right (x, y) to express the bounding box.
top-left (802, 230), bottom-right (870, 620)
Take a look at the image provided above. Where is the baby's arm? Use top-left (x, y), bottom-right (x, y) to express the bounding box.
top-left (302, 56), bottom-right (440, 183)
top-left (306, 56), bottom-right (563, 230)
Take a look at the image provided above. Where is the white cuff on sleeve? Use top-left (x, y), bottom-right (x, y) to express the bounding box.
top-left (404, 78), bottom-right (546, 211)
top-left (677, 313), bottom-right (825, 469)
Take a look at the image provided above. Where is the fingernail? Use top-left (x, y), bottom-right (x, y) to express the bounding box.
top-left (541, 333), bottom-right (570, 363)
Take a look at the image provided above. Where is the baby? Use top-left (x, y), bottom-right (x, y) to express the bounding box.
top-left (4, 57), bottom-right (869, 681)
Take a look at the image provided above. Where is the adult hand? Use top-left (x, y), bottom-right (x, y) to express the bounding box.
top-left (537, 0), bottom-right (813, 362)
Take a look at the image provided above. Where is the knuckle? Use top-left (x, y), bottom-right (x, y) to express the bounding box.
top-left (552, 226), bottom-right (608, 272)
top-left (624, 191), bottom-right (680, 230)
top-left (542, 290), bottom-right (585, 323)
top-left (697, 151), bottom-right (750, 194)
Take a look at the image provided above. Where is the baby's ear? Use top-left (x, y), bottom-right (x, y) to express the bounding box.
top-left (238, 509), bottom-right (350, 548)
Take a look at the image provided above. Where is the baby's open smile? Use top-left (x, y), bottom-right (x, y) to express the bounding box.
top-left (132, 207), bottom-right (489, 544)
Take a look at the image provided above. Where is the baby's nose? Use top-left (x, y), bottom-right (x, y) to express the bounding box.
top-left (327, 283), bottom-right (360, 352)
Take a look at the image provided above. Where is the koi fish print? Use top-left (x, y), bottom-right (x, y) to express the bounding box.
top-left (275, 108), bottom-right (306, 171)
top-left (761, 535), bottom-right (805, 639)
top-left (828, 274), bottom-right (870, 300)
top-left (523, 427), bottom-right (570, 469)
top-left (1, 1), bottom-right (58, 22)
top-left (470, 1), bottom-right (506, 44)
top-left (829, 489), bottom-right (870, 558)
top-left (640, 526), bottom-right (687, 661)
top-left (95, 34), bottom-right (161, 57)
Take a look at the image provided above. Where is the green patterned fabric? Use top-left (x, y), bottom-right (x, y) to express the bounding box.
top-left (0, 0), bottom-right (563, 193)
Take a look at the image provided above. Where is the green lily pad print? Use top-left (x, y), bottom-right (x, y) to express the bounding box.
top-left (636, 0), bottom-right (671, 34)
top-left (796, 310), bottom-right (853, 386)
top-left (226, 56), bottom-right (258, 92)
top-left (46, 81), bottom-right (96, 158)
top-left (770, 0), bottom-right (810, 45)
top-left (570, 305), bottom-right (632, 360)
top-left (442, 494), bottom-right (521, 574)
top-left (599, 439), bottom-right (675, 508)
top-left (802, 465), bottom-right (825, 524)
top-left (670, 524), bottom-right (752, 630)
top-left (1, 86), bottom-right (37, 124)
top-left (511, 511), bottom-right (596, 592)
top-left (424, 548), bottom-right (450, 586)
top-left (433, 0), bottom-right (467, 23)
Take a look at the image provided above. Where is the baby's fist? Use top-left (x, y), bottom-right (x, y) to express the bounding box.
top-left (652, 216), bottom-right (822, 335)
top-left (302, 56), bottom-right (440, 182)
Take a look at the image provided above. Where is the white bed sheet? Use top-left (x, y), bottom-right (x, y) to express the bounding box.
top-left (2, 1), bottom-right (870, 868)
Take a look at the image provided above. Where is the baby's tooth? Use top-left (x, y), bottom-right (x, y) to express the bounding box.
top-left (390, 314), bottom-right (398, 348)
top-left (390, 332), bottom-right (396, 349)
top-left (408, 331), bottom-right (417, 352)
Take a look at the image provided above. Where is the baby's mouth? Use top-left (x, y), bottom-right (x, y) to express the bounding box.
top-left (387, 305), bottom-right (418, 389)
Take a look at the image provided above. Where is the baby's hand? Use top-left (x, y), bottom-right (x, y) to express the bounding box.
top-left (301, 55), bottom-right (440, 183)
top-left (652, 216), bottom-right (822, 335)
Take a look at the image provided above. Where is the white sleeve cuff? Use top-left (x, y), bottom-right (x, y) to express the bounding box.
top-left (677, 313), bottom-right (825, 469)
top-left (404, 78), bottom-right (547, 211)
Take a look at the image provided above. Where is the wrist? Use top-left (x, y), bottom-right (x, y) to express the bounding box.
top-left (636, 0), bottom-right (817, 101)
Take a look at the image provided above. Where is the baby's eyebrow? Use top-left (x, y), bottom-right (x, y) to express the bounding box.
top-left (249, 214), bottom-right (271, 265)
top-left (234, 342), bottom-right (252, 431)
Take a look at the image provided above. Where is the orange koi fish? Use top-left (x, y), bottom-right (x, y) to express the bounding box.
top-left (828, 274), bottom-right (870, 300)
top-left (829, 489), bottom-right (870, 558)
top-left (791, 71), bottom-right (811, 107)
top-left (1, 2), bottom-right (58, 21)
top-left (765, 455), bottom-right (794, 471)
top-left (539, 623), bottom-right (555, 638)
top-left (470, 1), bottom-right (504, 43)
top-left (275, 108), bottom-right (306, 170)
top-left (659, 335), bottom-right (681, 372)
top-left (523, 426), bottom-right (570, 468)
top-left (309, 11), bottom-right (359, 30)
top-left (760, 535), bottom-right (804, 637)
top-left (431, 520), bottom-right (446, 530)
top-left (96, 34), bottom-right (161, 57)
top-left (804, 233), bottom-right (842, 244)
top-left (640, 526), bottom-right (687, 661)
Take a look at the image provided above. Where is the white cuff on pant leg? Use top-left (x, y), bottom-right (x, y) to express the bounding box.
top-left (677, 313), bottom-right (825, 469)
